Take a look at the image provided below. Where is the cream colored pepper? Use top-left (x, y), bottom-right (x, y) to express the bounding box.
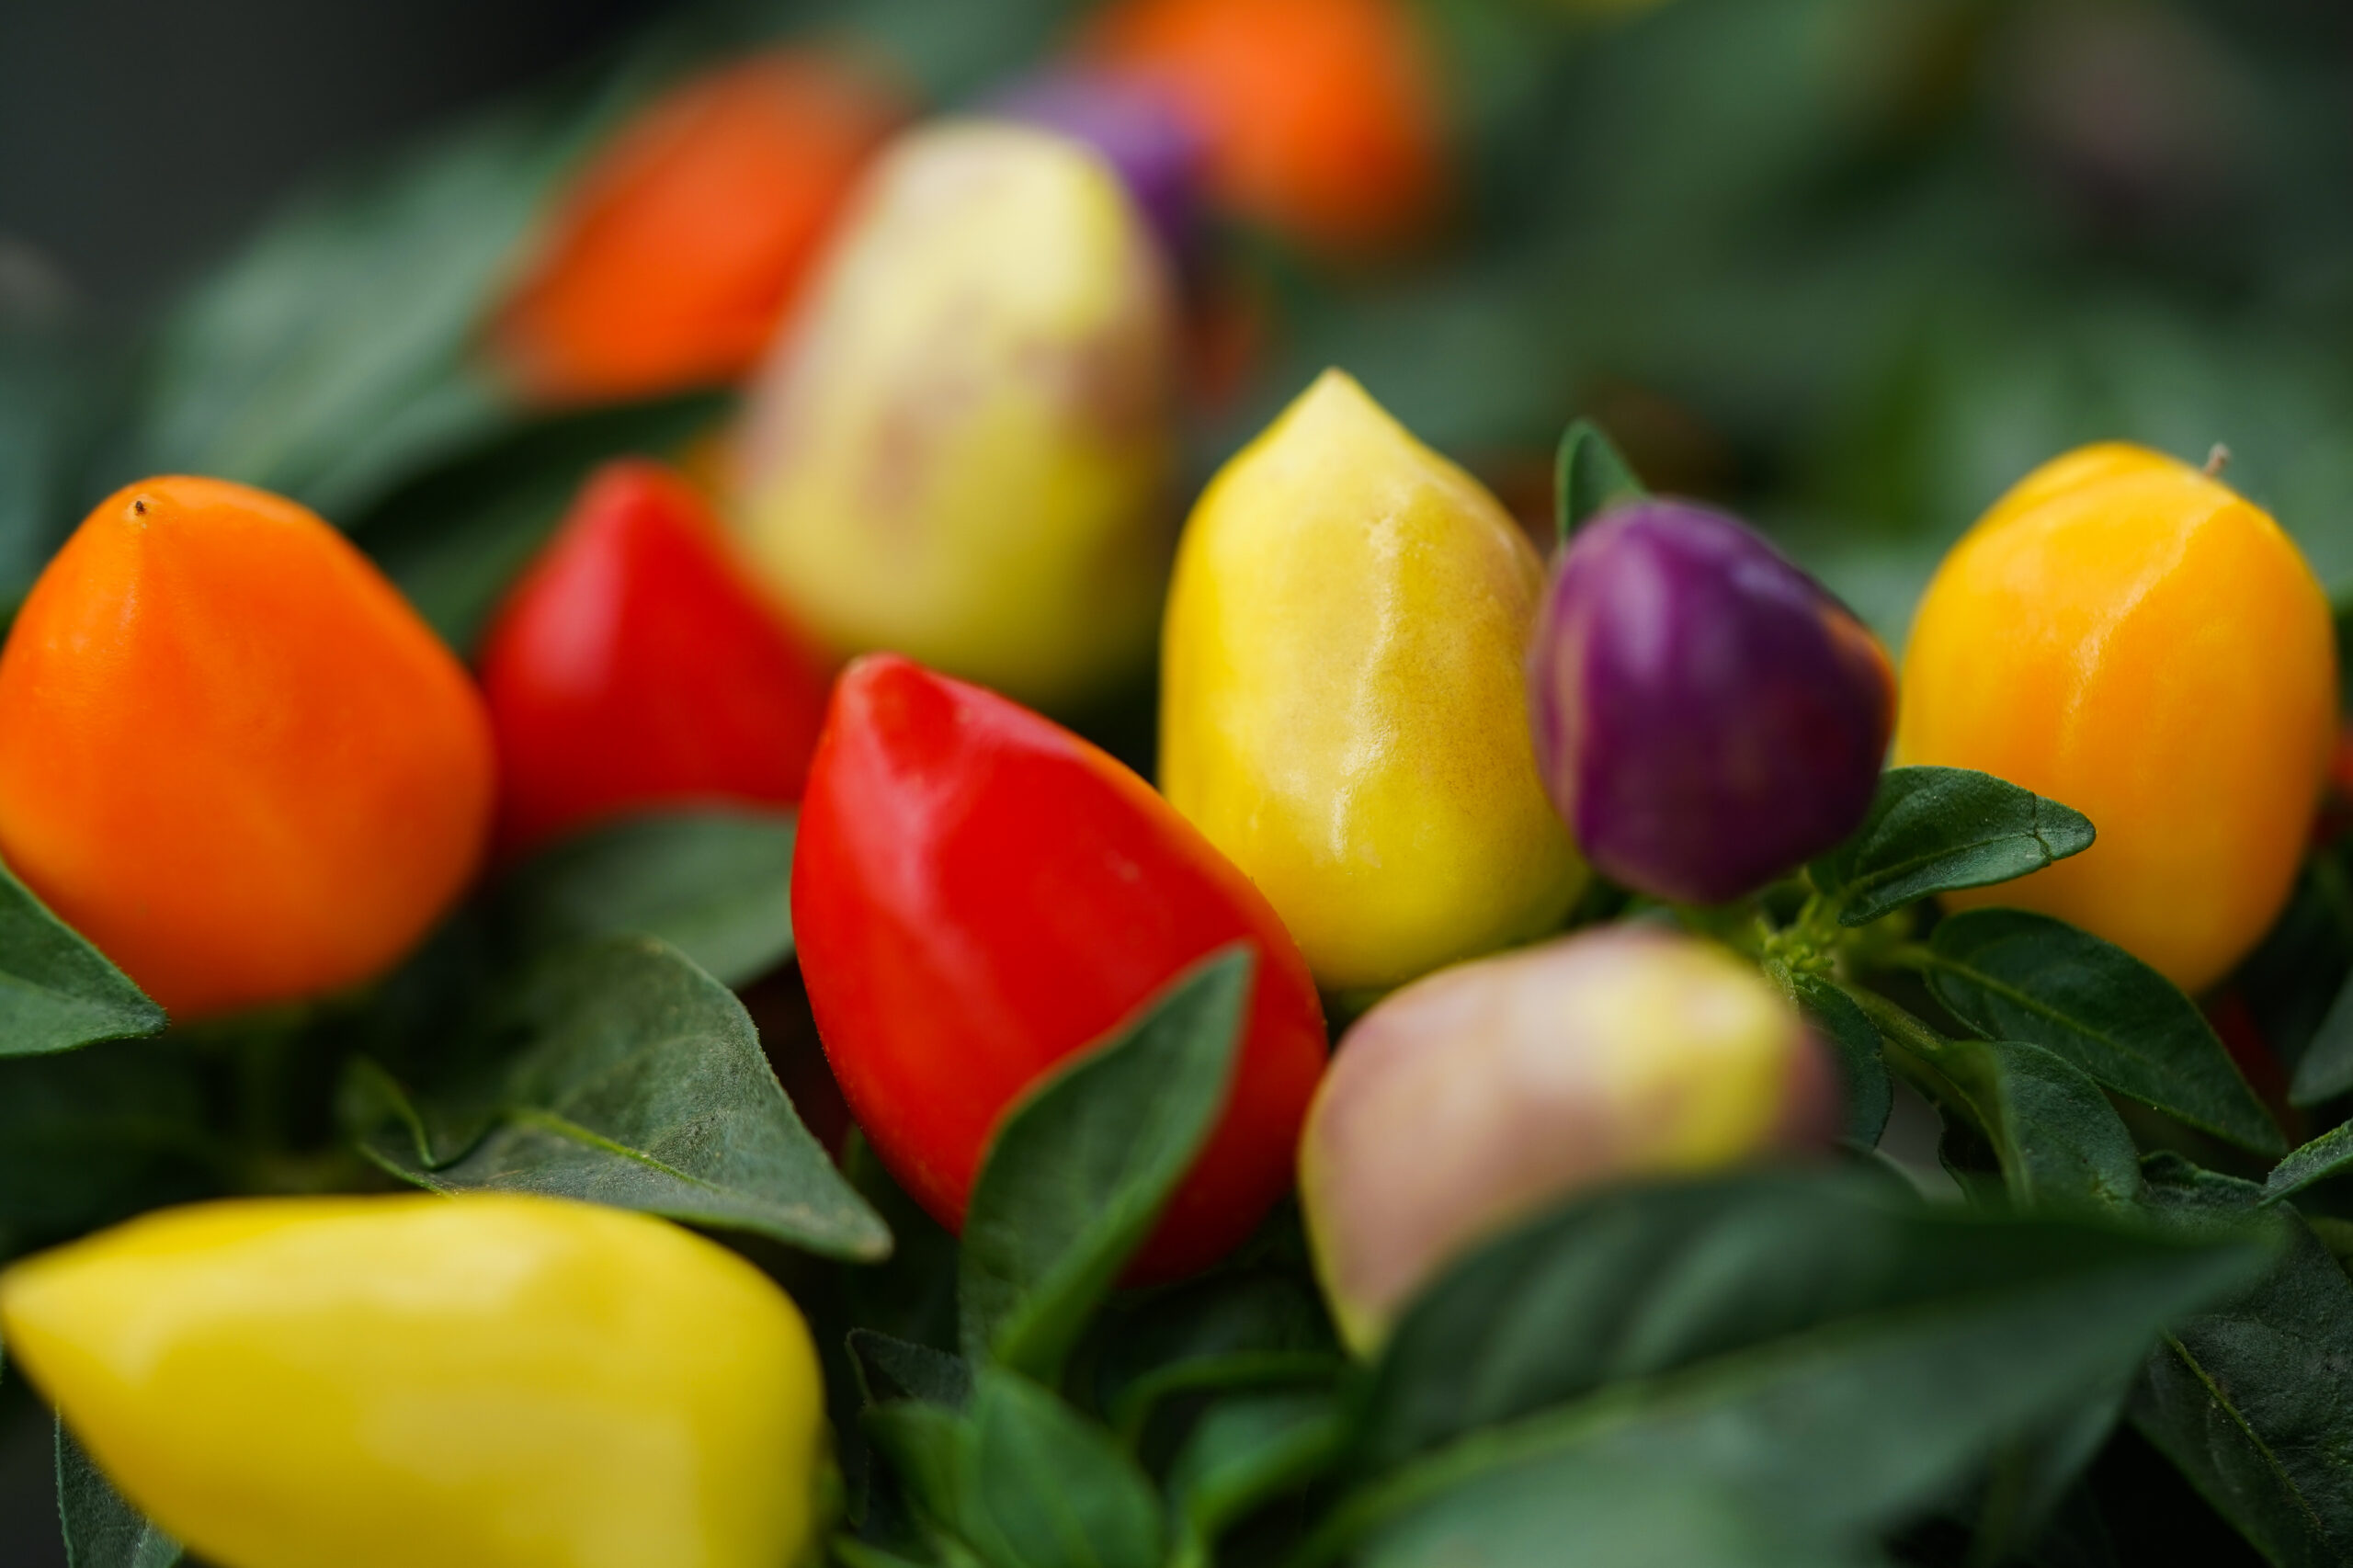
top-left (732, 120), bottom-right (1176, 710)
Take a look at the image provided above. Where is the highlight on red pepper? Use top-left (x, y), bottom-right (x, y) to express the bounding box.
top-left (477, 459), bottom-right (834, 858)
top-left (792, 653), bottom-right (1327, 1282)
top-left (1527, 499), bottom-right (1897, 905)
top-left (1300, 923), bottom-right (1833, 1353)
top-left (1081, 0), bottom-right (1449, 254)
top-left (488, 49), bottom-right (906, 406)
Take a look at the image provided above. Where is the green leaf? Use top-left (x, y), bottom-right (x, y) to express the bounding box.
top-left (1931, 1037), bottom-right (2144, 1217)
top-left (356, 936), bottom-right (887, 1258)
top-left (0, 858), bottom-right (165, 1057)
top-left (957, 1369), bottom-right (1165, 1568)
top-left (1810, 767), bottom-right (2096, 927)
top-left (1553, 417), bottom-right (1648, 547)
top-left (351, 391), bottom-right (729, 653)
top-left (1166, 1390), bottom-right (1346, 1564)
top-left (1788, 972), bottom-right (1891, 1149)
top-left (57, 1419), bottom-right (182, 1568)
top-left (2131, 1161), bottom-right (2353, 1568)
top-left (866, 1371), bottom-right (1167, 1568)
top-left (2288, 966), bottom-right (2353, 1108)
top-left (1921, 909), bottom-right (2282, 1154)
top-left (121, 100), bottom-right (588, 518)
top-left (492, 810), bottom-right (796, 988)
top-left (1353, 1454), bottom-right (1876, 1568)
top-left (852, 1328), bottom-right (974, 1412)
top-left (1353, 1171), bottom-right (2256, 1475)
top-left (958, 949), bottom-right (1251, 1379)
top-left (2265, 1121), bottom-right (2353, 1205)
top-left (845, 1133), bottom-right (962, 1355)
top-left (1091, 1264), bottom-right (1341, 1444)
top-left (1324, 1197), bottom-right (2263, 1560)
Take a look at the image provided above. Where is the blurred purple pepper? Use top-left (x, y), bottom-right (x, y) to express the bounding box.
top-left (1528, 500), bottom-right (1896, 904)
top-left (990, 73), bottom-right (1208, 264)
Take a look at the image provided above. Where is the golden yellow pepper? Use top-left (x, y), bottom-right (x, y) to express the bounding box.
top-left (1896, 442), bottom-right (2337, 994)
top-left (1159, 369), bottom-right (1585, 994)
top-left (1, 1195), bottom-right (826, 1568)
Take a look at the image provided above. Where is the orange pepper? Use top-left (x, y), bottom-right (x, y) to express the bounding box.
top-left (0, 478), bottom-right (495, 1019)
top-left (489, 51), bottom-right (905, 406)
top-left (1084, 0), bottom-right (1448, 253)
top-left (1896, 443), bottom-right (2337, 994)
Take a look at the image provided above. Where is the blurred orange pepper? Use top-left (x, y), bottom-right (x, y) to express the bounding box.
top-left (0, 478), bottom-right (495, 1019)
top-left (1084, 0), bottom-right (1448, 253)
top-left (490, 50), bottom-right (905, 406)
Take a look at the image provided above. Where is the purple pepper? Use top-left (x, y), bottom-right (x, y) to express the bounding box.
top-left (988, 73), bottom-right (1207, 264)
top-left (1528, 500), bottom-right (1896, 904)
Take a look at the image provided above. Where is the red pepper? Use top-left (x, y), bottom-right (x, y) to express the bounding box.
top-left (479, 460), bottom-right (834, 858)
top-left (794, 653), bottom-right (1327, 1280)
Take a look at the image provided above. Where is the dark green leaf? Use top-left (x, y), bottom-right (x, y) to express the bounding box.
top-left (351, 391), bottom-right (729, 653)
top-left (2288, 966), bottom-right (2353, 1108)
top-left (853, 1328), bottom-right (974, 1412)
top-left (1932, 1037), bottom-right (2144, 1217)
top-left (1922, 909), bottom-right (2282, 1154)
top-left (2131, 1162), bottom-right (2353, 1568)
top-left (1092, 1265), bottom-right (1341, 1444)
top-left (0, 858), bottom-right (165, 1057)
top-left (959, 1369), bottom-right (1165, 1568)
top-left (845, 1133), bottom-right (962, 1355)
top-left (357, 936), bottom-right (887, 1258)
top-left (57, 1419), bottom-right (181, 1568)
top-left (1353, 1454), bottom-right (1876, 1568)
top-left (492, 810), bottom-right (796, 988)
top-left (959, 949), bottom-right (1251, 1379)
top-left (1329, 1199), bottom-right (2261, 1559)
top-left (1553, 417), bottom-right (1648, 546)
top-left (1355, 1171), bottom-right (2255, 1475)
top-left (863, 1401), bottom-right (972, 1551)
top-left (2266, 1121), bottom-right (2353, 1205)
top-left (1789, 971), bottom-right (1891, 1148)
top-left (1810, 767), bottom-right (2095, 927)
top-left (120, 101), bottom-right (587, 517)
top-left (1166, 1390), bottom-right (1346, 1562)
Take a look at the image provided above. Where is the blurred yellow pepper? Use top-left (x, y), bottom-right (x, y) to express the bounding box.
top-left (0, 1195), bottom-right (826, 1568)
top-left (1159, 369), bottom-right (1585, 994)
top-left (732, 120), bottom-right (1177, 710)
top-left (1896, 441), bottom-right (2337, 994)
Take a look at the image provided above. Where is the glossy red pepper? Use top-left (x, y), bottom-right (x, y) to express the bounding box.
top-left (793, 653), bottom-right (1327, 1280)
top-left (478, 460), bottom-right (834, 858)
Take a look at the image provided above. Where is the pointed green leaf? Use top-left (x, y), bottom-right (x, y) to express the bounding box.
top-left (2131, 1161), bottom-right (2353, 1568)
top-left (959, 948), bottom-right (1251, 1379)
top-left (1933, 1036), bottom-right (2144, 1217)
top-left (1364, 1167), bottom-right (2240, 1469)
top-left (0, 859), bottom-right (165, 1057)
top-left (357, 936), bottom-right (888, 1258)
top-left (1788, 972), bottom-right (1890, 1148)
top-left (1331, 1188), bottom-right (2263, 1558)
top-left (957, 1369), bottom-right (1165, 1568)
top-left (58, 1419), bottom-right (181, 1568)
top-left (1810, 767), bottom-right (2095, 927)
top-left (1921, 909), bottom-right (2282, 1154)
top-left (2265, 1121), bottom-right (2353, 1205)
top-left (1553, 418), bottom-right (1647, 546)
top-left (852, 1329), bottom-right (974, 1412)
top-left (493, 809), bottom-right (796, 988)
top-left (1167, 1390), bottom-right (1346, 1562)
top-left (2288, 967), bottom-right (2353, 1108)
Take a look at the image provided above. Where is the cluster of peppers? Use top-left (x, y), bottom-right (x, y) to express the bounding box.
top-left (0, 13), bottom-right (2339, 1568)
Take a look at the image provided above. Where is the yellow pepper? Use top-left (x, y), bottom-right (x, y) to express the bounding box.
top-left (731, 120), bottom-right (1176, 710)
top-left (1159, 369), bottom-right (1585, 994)
top-left (1895, 442), bottom-right (2337, 994)
top-left (0, 1195), bottom-right (826, 1568)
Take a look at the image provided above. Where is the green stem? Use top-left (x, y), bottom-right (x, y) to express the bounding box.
top-left (1844, 985), bottom-right (1987, 1142)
